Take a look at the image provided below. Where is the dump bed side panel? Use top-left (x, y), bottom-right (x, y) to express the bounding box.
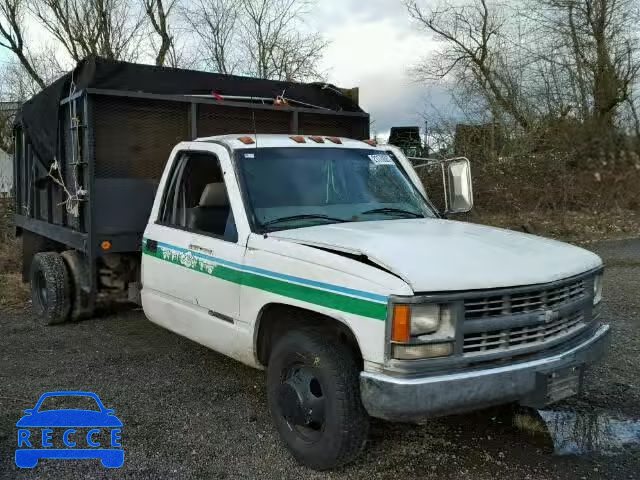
top-left (91, 96), bottom-right (189, 252)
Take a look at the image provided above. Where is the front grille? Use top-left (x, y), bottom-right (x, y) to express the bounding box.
top-left (463, 310), bottom-right (586, 355)
top-left (464, 278), bottom-right (586, 319)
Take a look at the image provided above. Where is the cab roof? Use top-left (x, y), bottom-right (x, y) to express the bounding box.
top-left (195, 134), bottom-right (381, 150)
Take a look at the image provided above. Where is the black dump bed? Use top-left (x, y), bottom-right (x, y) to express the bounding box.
top-left (13, 56), bottom-right (369, 261)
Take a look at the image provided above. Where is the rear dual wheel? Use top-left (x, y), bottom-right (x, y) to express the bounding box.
top-left (30, 251), bottom-right (94, 324)
top-left (30, 252), bottom-right (71, 325)
top-left (267, 329), bottom-right (369, 470)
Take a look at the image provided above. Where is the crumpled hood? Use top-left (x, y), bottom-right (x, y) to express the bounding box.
top-left (270, 219), bottom-right (602, 292)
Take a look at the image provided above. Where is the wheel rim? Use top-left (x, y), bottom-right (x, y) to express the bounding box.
top-left (276, 364), bottom-right (326, 443)
top-left (34, 270), bottom-right (48, 310)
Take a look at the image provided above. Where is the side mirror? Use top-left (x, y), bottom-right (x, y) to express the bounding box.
top-left (442, 157), bottom-right (473, 214)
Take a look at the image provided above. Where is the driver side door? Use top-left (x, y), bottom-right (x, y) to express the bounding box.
top-left (142, 145), bottom-right (251, 358)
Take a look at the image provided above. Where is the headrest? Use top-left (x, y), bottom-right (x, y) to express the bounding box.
top-left (199, 183), bottom-right (228, 207)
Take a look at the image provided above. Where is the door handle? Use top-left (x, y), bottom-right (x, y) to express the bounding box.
top-left (189, 244), bottom-right (213, 255)
top-left (145, 238), bottom-right (158, 253)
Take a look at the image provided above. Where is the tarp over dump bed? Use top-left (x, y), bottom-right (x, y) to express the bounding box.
top-left (15, 55), bottom-right (363, 170)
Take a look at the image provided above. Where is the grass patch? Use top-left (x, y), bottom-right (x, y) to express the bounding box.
top-left (513, 411), bottom-right (548, 436)
top-left (0, 198), bottom-right (29, 312)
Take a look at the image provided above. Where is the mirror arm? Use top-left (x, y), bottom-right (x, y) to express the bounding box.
top-left (408, 156), bottom-right (473, 215)
top-left (441, 162), bottom-right (450, 214)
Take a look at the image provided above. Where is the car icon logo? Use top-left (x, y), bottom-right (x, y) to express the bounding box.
top-left (15, 391), bottom-right (123, 468)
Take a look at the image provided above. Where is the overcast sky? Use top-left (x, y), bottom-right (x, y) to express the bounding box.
top-left (311, 0), bottom-right (451, 140)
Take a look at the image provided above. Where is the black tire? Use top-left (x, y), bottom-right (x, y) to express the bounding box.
top-left (61, 250), bottom-right (95, 321)
top-left (30, 252), bottom-right (71, 325)
top-left (267, 328), bottom-right (369, 470)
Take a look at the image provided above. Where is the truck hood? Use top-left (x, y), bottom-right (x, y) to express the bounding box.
top-left (269, 219), bottom-right (602, 292)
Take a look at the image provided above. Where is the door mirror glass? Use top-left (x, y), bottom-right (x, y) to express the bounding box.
top-left (443, 157), bottom-right (473, 214)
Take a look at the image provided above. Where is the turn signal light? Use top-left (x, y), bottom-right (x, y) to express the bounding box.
top-left (101, 240), bottom-right (112, 251)
top-left (391, 305), bottom-right (411, 343)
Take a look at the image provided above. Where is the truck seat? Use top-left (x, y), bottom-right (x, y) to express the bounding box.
top-left (188, 183), bottom-right (231, 236)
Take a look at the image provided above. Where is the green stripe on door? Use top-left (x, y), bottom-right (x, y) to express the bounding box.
top-left (143, 242), bottom-right (387, 320)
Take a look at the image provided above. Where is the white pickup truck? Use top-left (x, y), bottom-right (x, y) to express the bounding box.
top-left (138, 133), bottom-right (609, 469)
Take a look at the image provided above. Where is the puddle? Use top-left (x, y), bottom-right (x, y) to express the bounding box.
top-left (514, 408), bottom-right (640, 456)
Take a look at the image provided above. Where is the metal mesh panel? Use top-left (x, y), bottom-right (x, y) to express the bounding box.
top-left (299, 112), bottom-right (368, 139)
top-left (197, 104), bottom-right (292, 137)
top-left (92, 96), bottom-right (189, 179)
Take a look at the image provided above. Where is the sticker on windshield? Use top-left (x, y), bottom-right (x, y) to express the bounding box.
top-left (368, 154), bottom-right (394, 165)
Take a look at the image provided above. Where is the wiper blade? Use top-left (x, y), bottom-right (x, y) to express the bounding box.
top-left (262, 214), bottom-right (348, 228)
top-left (360, 207), bottom-right (424, 218)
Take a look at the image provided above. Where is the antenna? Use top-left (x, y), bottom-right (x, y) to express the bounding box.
top-left (251, 95), bottom-right (258, 150)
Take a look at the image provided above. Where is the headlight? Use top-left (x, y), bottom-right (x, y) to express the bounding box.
top-left (410, 304), bottom-right (442, 335)
top-left (390, 303), bottom-right (455, 359)
top-left (593, 273), bottom-right (603, 305)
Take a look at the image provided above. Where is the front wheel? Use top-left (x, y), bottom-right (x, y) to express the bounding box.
top-left (267, 329), bottom-right (369, 470)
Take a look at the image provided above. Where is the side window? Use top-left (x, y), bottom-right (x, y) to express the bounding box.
top-left (158, 152), bottom-right (238, 242)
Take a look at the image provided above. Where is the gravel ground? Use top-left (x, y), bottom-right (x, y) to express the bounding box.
top-left (0, 238), bottom-right (638, 480)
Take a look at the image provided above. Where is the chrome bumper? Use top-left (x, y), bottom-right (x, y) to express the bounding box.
top-left (360, 324), bottom-right (610, 422)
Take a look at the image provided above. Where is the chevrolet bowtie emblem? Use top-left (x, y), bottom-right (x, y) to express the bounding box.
top-left (540, 309), bottom-right (559, 323)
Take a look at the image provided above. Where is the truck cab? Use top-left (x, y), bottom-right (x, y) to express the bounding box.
top-left (140, 133), bottom-right (609, 470)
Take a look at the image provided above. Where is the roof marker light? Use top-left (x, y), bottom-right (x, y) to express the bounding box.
top-left (363, 139), bottom-right (377, 146)
top-left (326, 137), bottom-right (342, 144)
top-left (237, 136), bottom-right (255, 145)
top-left (290, 135), bottom-right (306, 143)
top-left (308, 136), bottom-right (325, 143)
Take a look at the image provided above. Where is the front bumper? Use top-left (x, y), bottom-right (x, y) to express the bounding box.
top-left (360, 324), bottom-right (610, 422)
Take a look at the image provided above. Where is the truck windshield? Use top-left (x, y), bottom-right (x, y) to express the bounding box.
top-left (235, 147), bottom-right (436, 232)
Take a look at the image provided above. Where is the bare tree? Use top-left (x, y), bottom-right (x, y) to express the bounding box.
top-left (265, 29), bottom-right (326, 81)
top-left (0, 62), bottom-right (22, 152)
top-left (0, 0), bottom-right (45, 88)
top-left (185, 0), bottom-right (239, 74)
top-left (406, 0), bottom-right (533, 131)
top-left (535, 0), bottom-right (640, 130)
top-left (143, 0), bottom-right (176, 66)
top-left (163, 37), bottom-right (198, 68)
top-left (407, 0), bottom-right (640, 145)
top-left (185, 0), bottom-right (326, 80)
top-left (240, 0), bottom-right (326, 81)
top-left (29, 0), bottom-right (146, 62)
